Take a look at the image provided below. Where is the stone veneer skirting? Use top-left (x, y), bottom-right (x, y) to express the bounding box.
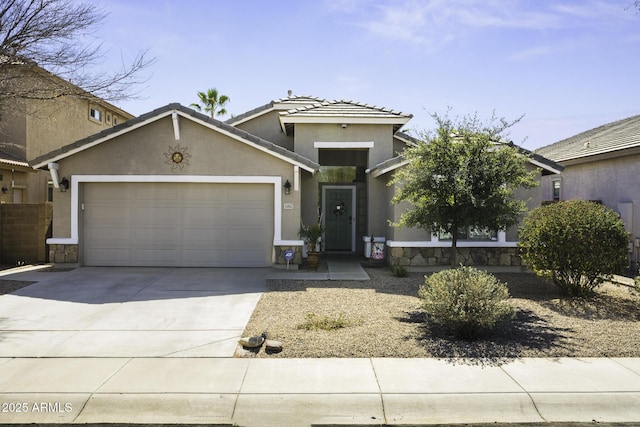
top-left (49, 244), bottom-right (78, 264)
top-left (274, 245), bottom-right (303, 265)
top-left (388, 246), bottom-right (522, 267)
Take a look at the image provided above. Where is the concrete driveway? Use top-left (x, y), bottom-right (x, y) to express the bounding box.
top-left (0, 267), bottom-right (267, 357)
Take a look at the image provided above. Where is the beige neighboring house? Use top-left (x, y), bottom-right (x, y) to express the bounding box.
top-left (0, 62), bottom-right (133, 204)
top-left (30, 95), bottom-right (561, 267)
top-left (536, 114), bottom-right (640, 270)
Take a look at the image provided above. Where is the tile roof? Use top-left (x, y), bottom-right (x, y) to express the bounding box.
top-left (279, 99), bottom-right (412, 120)
top-left (536, 114), bottom-right (640, 163)
top-left (30, 103), bottom-right (319, 172)
top-left (367, 141), bottom-right (562, 178)
top-left (225, 95), bottom-right (327, 125)
top-left (0, 149), bottom-right (30, 169)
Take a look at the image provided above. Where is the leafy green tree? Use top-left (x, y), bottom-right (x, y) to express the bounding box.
top-left (519, 200), bottom-right (628, 297)
top-left (391, 112), bottom-right (537, 266)
top-left (190, 88), bottom-right (230, 118)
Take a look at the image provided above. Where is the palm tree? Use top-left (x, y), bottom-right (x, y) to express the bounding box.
top-left (190, 88), bottom-right (230, 118)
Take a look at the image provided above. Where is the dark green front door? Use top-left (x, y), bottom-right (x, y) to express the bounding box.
top-left (324, 187), bottom-right (353, 251)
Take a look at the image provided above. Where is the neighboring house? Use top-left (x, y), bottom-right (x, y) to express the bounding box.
top-left (0, 62), bottom-right (133, 204)
top-left (536, 114), bottom-right (640, 269)
top-left (30, 95), bottom-right (561, 267)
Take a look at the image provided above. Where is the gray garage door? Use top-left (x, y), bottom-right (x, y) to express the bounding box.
top-left (82, 182), bottom-right (273, 267)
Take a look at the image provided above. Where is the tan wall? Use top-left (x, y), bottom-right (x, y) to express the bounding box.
top-left (293, 123), bottom-right (395, 166)
top-left (234, 110), bottom-right (294, 151)
top-left (25, 96), bottom-right (129, 161)
top-left (0, 203), bottom-right (52, 263)
top-left (52, 116), bottom-right (299, 240)
top-left (551, 153), bottom-right (640, 239)
top-left (0, 107), bottom-right (27, 159)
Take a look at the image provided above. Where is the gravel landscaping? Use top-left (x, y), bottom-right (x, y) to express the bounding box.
top-left (242, 267), bottom-right (640, 360)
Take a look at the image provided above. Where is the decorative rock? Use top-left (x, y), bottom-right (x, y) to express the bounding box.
top-left (265, 339), bottom-right (283, 354)
top-left (239, 336), bottom-right (264, 348)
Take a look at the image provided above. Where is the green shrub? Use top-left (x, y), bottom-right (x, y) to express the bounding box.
top-left (519, 200), bottom-right (628, 297)
top-left (392, 265), bottom-right (408, 277)
top-left (418, 267), bottom-right (513, 340)
top-left (297, 312), bottom-right (352, 331)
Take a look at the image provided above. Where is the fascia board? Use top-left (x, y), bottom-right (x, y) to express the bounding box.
top-left (227, 106), bottom-right (275, 126)
top-left (280, 116), bottom-right (411, 126)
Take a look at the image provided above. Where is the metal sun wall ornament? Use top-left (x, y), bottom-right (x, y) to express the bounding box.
top-left (164, 144), bottom-right (192, 170)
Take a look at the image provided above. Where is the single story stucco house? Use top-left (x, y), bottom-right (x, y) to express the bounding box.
top-left (30, 95), bottom-right (562, 268)
top-left (536, 113), bottom-right (640, 270)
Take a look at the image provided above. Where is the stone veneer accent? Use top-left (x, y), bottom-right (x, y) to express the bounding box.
top-left (274, 246), bottom-right (303, 265)
top-left (49, 244), bottom-right (79, 264)
top-left (388, 246), bottom-right (522, 267)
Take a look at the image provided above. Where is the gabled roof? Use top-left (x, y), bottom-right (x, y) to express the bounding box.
top-left (225, 95), bottom-right (327, 126)
top-left (279, 99), bottom-right (412, 134)
top-left (394, 131), bottom-right (421, 147)
top-left (536, 114), bottom-right (640, 164)
top-left (30, 103), bottom-right (319, 173)
top-left (367, 141), bottom-right (562, 178)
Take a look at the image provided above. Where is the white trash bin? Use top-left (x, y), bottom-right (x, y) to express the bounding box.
top-left (363, 236), bottom-right (386, 259)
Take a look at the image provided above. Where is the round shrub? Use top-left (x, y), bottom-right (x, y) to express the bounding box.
top-left (519, 200), bottom-right (628, 297)
top-left (418, 266), bottom-right (514, 340)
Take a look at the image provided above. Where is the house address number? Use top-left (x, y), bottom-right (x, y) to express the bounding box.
top-left (284, 203), bottom-right (294, 210)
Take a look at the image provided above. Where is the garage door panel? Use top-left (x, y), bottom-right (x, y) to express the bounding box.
top-left (134, 228), bottom-right (179, 245)
top-left (182, 207), bottom-right (219, 226)
top-left (135, 207), bottom-right (179, 224)
top-left (227, 208), bottom-right (268, 226)
top-left (135, 185), bottom-right (178, 200)
top-left (86, 226), bottom-right (131, 243)
top-left (228, 187), bottom-right (271, 202)
top-left (182, 227), bottom-right (226, 242)
top-left (134, 248), bottom-right (180, 264)
top-left (83, 182), bottom-right (273, 267)
top-left (181, 185), bottom-right (225, 201)
top-left (86, 206), bottom-right (131, 224)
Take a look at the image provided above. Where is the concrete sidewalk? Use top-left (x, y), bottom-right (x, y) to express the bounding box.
top-left (0, 357), bottom-right (639, 426)
top-left (267, 257), bottom-right (370, 281)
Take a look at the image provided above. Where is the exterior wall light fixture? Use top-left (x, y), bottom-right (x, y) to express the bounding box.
top-left (60, 177), bottom-right (70, 192)
top-left (1, 187), bottom-right (7, 194)
top-left (283, 179), bottom-right (292, 195)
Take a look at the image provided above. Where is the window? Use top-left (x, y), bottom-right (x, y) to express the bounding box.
top-left (89, 107), bottom-right (102, 122)
top-left (439, 227), bottom-right (498, 241)
top-left (318, 166), bottom-right (358, 183)
top-left (105, 111), bottom-right (112, 125)
top-left (552, 180), bottom-right (561, 201)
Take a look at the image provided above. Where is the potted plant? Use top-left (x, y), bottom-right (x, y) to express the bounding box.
top-left (299, 216), bottom-right (324, 269)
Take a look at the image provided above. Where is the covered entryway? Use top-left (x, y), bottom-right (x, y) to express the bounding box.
top-left (82, 182), bottom-right (273, 267)
top-left (322, 185), bottom-right (356, 251)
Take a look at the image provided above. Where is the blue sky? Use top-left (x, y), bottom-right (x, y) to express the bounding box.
top-left (91, 0), bottom-right (640, 150)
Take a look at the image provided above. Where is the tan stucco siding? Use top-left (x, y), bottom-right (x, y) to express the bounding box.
top-left (25, 96), bottom-right (129, 162)
top-left (234, 110), bottom-right (294, 150)
top-left (552, 153), bottom-right (640, 239)
top-left (51, 116), bottom-right (301, 241)
top-left (294, 123), bottom-right (395, 166)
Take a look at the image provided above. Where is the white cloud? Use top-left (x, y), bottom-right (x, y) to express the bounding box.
top-left (327, 0), bottom-right (635, 51)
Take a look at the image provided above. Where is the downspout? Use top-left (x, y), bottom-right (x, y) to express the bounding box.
top-left (48, 163), bottom-right (60, 188)
top-left (172, 111), bottom-right (180, 140)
